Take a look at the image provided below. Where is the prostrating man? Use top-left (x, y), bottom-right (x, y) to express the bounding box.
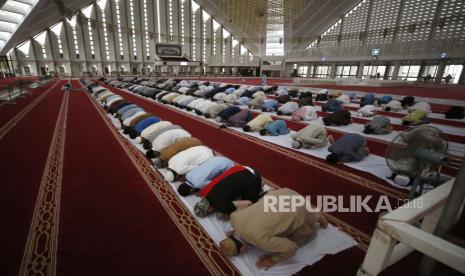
top-left (261, 99), bottom-right (279, 112)
top-left (138, 121), bottom-right (174, 148)
top-left (243, 114), bottom-right (273, 132)
top-left (146, 128), bottom-right (191, 158)
top-left (162, 145), bottom-right (214, 182)
top-left (153, 137), bottom-right (203, 168)
top-left (322, 109), bottom-right (352, 126)
top-left (221, 109), bottom-right (253, 128)
top-left (259, 120), bottom-right (290, 136)
top-left (177, 156), bottom-right (235, 196)
top-left (219, 188), bottom-right (328, 270)
top-left (360, 93), bottom-right (375, 107)
top-left (363, 115), bottom-right (393, 135)
top-left (292, 106), bottom-right (318, 121)
top-left (291, 124), bottom-right (333, 149)
top-left (321, 99), bottom-right (342, 112)
top-left (402, 110), bottom-right (428, 126)
top-left (128, 116), bottom-right (161, 139)
top-left (215, 106), bottom-right (241, 123)
top-left (356, 104), bottom-right (376, 117)
top-left (277, 101), bottom-right (299, 116)
top-left (123, 112), bottom-right (153, 134)
top-left (326, 133), bottom-right (369, 163)
top-left (206, 103), bottom-right (227, 119)
top-left (383, 100), bottom-right (402, 112)
top-left (194, 166), bottom-right (262, 217)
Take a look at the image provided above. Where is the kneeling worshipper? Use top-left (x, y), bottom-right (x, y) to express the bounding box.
top-left (177, 156), bottom-right (235, 196)
top-left (128, 116), bottom-right (161, 139)
top-left (161, 92), bottom-right (180, 104)
top-left (357, 104), bottom-right (376, 117)
top-left (162, 146), bottom-right (214, 182)
top-left (383, 100), bottom-right (402, 112)
top-left (146, 127), bottom-right (191, 158)
top-left (261, 99), bottom-right (279, 112)
top-left (243, 114), bottom-right (274, 132)
top-left (360, 93), bottom-right (375, 107)
top-left (292, 106), bottom-right (318, 121)
top-left (109, 100), bottom-right (132, 114)
top-left (186, 98), bottom-right (205, 111)
top-left (322, 99), bottom-right (342, 112)
top-left (213, 92), bottom-right (227, 102)
top-left (153, 137), bottom-right (204, 168)
top-left (326, 133), bottom-right (369, 163)
top-left (215, 106), bottom-right (241, 123)
top-left (248, 96), bottom-right (266, 109)
top-left (177, 95), bottom-right (196, 108)
top-left (298, 96), bottom-right (313, 107)
top-left (400, 96), bottom-right (415, 107)
top-left (291, 124), bottom-right (333, 149)
top-left (328, 90), bottom-right (342, 99)
top-left (402, 110), bottom-right (429, 126)
top-left (194, 166), bottom-right (263, 217)
top-left (445, 106), bottom-right (465, 119)
top-left (363, 115), bottom-right (393, 135)
top-left (408, 101), bottom-right (431, 114)
top-left (277, 101), bottom-right (299, 116)
top-left (123, 112), bottom-right (153, 134)
top-left (219, 188), bottom-right (328, 269)
top-left (206, 103), bottom-right (228, 119)
top-left (195, 100), bottom-right (217, 116)
top-left (138, 121), bottom-right (173, 146)
top-left (276, 94), bottom-right (291, 104)
top-left (116, 104), bottom-right (137, 118)
top-left (344, 91), bottom-right (358, 100)
top-left (222, 110), bottom-right (253, 128)
top-left (121, 110), bottom-right (149, 132)
top-left (234, 97), bottom-right (251, 106)
top-left (322, 109), bottom-right (352, 126)
top-left (377, 95), bottom-right (393, 105)
top-left (259, 120), bottom-right (290, 136)
top-left (120, 106), bottom-right (145, 122)
top-left (223, 93), bottom-right (238, 104)
top-left (336, 94), bottom-right (351, 104)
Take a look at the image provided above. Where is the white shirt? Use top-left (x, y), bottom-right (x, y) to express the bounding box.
top-left (188, 99), bottom-right (205, 109)
top-left (168, 146), bottom-right (214, 175)
top-left (106, 96), bottom-right (123, 107)
top-left (172, 95), bottom-right (187, 104)
top-left (409, 102), bottom-right (431, 114)
top-left (123, 111), bottom-right (147, 126)
top-left (384, 100), bottom-right (402, 112)
top-left (198, 101), bottom-right (218, 114)
top-left (300, 106), bottom-right (318, 121)
top-left (98, 91), bottom-right (113, 100)
top-left (357, 105), bottom-right (376, 117)
top-left (278, 102), bottom-right (299, 114)
top-left (336, 95), bottom-right (351, 104)
top-left (253, 91), bottom-right (265, 98)
top-left (178, 87), bottom-right (190, 94)
top-left (152, 129), bottom-right (191, 152)
top-left (224, 94), bottom-right (237, 103)
top-left (213, 92), bottom-right (227, 101)
top-left (141, 121), bottom-right (173, 140)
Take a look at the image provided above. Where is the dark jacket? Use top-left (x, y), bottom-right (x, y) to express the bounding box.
top-left (323, 109), bottom-right (352, 126)
top-left (217, 106), bottom-right (241, 120)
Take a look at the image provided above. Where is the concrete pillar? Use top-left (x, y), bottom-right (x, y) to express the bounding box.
top-left (329, 63), bottom-right (336, 79)
top-left (357, 62), bottom-right (366, 79)
top-left (391, 62), bottom-right (401, 80)
top-left (434, 60), bottom-right (446, 84)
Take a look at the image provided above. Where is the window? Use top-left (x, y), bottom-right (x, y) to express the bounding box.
top-left (143, 0), bottom-right (150, 58)
top-left (156, 0), bottom-right (161, 41)
top-left (33, 31), bottom-right (47, 58)
top-left (362, 65), bottom-right (386, 79)
top-left (168, 0), bottom-right (173, 41)
top-left (314, 66), bottom-right (331, 78)
top-left (191, 1), bottom-right (200, 59)
top-left (297, 66), bottom-right (308, 77)
top-left (82, 5), bottom-right (95, 56)
top-left (222, 28), bottom-right (230, 62)
top-left (114, 0), bottom-right (124, 56)
top-left (180, 0), bottom-right (185, 45)
top-left (421, 65), bottom-right (438, 79)
top-left (50, 22), bottom-right (63, 56)
top-left (442, 65), bottom-right (463, 84)
top-left (97, 0), bottom-right (110, 60)
top-left (128, 0), bottom-right (137, 57)
top-left (335, 65), bottom-right (358, 78)
top-left (202, 9), bottom-right (210, 63)
top-left (398, 65), bottom-right (420, 81)
top-left (212, 19), bottom-right (220, 55)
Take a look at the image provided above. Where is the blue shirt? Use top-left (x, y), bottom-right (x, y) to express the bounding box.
top-left (265, 120), bottom-right (290, 136)
top-left (185, 157), bottom-right (235, 189)
top-left (121, 107), bottom-right (144, 121)
top-left (328, 133), bottom-right (366, 162)
top-left (135, 116), bottom-right (161, 134)
top-left (225, 87), bottom-right (235, 94)
top-left (361, 94), bottom-right (375, 106)
top-left (344, 91), bottom-right (357, 100)
top-left (262, 99), bottom-right (278, 111)
top-left (378, 95), bottom-right (393, 104)
top-left (323, 99), bottom-right (342, 112)
top-left (234, 97), bottom-right (251, 106)
top-left (117, 104), bottom-right (138, 116)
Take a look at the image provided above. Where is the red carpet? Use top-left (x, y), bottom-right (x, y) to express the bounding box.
top-left (0, 83), bottom-right (64, 276)
top-left (56, 85), bottom-right (223, 275)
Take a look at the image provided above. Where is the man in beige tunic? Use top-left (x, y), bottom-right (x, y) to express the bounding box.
top-left (219, 188), bottom-right (328, 270)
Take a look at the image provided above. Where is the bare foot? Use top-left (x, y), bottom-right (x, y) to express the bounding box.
top-left (328, 135), bottom-right (334, 144)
